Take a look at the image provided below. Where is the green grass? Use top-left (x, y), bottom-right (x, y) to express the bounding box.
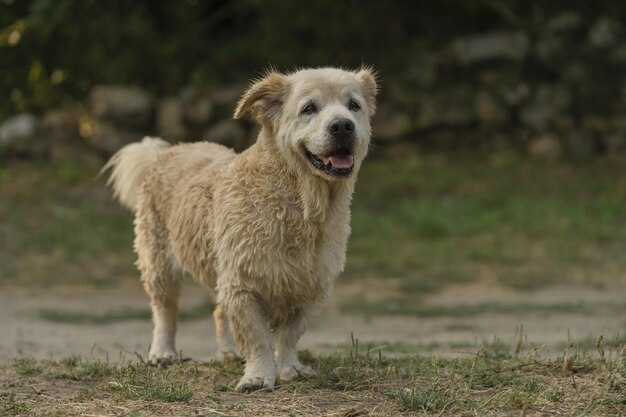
top-left (341, 299), bottom-right (626, 317)
top-left (3, 334), bottom-right (626, 416)
top-left (2, 154), bottom-right (626, 309)
top-left (0, 159), bottom-right (135, 287)
top-left (345, 152), bottom-right (626, 312)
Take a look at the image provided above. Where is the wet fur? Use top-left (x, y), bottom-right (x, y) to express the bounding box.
top-left (104, 67), bottom-right (377, 392)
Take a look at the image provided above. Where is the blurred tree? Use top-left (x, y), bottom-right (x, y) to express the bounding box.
top-left (1, 0), bottom-right (625, 119)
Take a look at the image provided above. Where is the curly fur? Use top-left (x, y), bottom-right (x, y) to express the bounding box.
top-left (103, 67), bottom-right (378, 392)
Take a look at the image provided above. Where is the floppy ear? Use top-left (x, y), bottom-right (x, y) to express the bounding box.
top-left (233, 71), bottom-right (289, 128)
top-left (355, 68), bottom-right (379, 116)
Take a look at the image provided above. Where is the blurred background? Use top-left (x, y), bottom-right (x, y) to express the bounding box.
top-left (1, 0), bottom-right (626, 359)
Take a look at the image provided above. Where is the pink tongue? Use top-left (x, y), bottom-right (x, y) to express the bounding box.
top-left (327, 155), bottom-right (354, 169)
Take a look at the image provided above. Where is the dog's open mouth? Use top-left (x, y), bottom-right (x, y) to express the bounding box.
top-left (305, 148), bottom-right (354, 177)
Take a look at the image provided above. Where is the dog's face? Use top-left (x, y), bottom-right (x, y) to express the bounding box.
top-left (234, 68), bottom-right (378, 180)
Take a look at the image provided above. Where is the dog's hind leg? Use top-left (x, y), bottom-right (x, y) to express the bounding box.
top-left (212, 303), bottom-right (242, 362)
top-left (135, 211), bottom-right (183, 365)
top-left (275, 311), bottom-right (317, 383)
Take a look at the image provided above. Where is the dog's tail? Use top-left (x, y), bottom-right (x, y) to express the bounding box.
top-left (100, 136), bottom-right (170, 211)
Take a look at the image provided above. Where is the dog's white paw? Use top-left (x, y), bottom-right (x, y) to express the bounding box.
top-left (148, 346), bottom-right (178, 366)
top-left (216, 349), bottom-right (245, 364)
top-left (278, 363), bottom-right (317, 383)
top-left (235, 375), bottom-right (275, 393)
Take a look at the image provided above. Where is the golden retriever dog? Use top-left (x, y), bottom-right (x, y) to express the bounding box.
top-left (103, 67), bottom-right (377, 392)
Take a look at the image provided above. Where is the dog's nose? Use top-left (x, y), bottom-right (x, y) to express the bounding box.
top-left (328, 118), bottom-right (355, 137)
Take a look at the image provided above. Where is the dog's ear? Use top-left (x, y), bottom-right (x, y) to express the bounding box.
top-left (233, 71), bottom-right (289, 128)
top-left (355, 67), bottom-right (378, 116)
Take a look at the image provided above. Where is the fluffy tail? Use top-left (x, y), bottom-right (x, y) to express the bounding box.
top-left (101, 136), bottom-right (170, 211)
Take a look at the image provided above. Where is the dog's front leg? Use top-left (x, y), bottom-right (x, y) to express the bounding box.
top-left (224, 291), bottom-right (276, 392)
top-left (275, 311), bottom-right (317, 383)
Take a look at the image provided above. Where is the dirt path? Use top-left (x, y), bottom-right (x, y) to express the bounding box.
top-left (1, 282), bottom-right (625, 363)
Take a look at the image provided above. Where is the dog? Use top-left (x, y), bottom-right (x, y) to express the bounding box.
top-left (103, 67), bottom-right (378, 392)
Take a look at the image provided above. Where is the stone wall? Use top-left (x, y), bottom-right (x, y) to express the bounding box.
top-left (1, 12), bottom-right (625, 161)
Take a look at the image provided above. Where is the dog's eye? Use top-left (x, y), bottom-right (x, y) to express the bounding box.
top-left (348, 99), bottom-right (361, 112)
top-left (301, 103), bottom-right (318, 115)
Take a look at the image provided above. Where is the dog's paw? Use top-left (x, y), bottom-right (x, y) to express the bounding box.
top-left (217, 349), bottom-right (245, 364)
top-left (278, 363), bottom-right (317, 383)
top-left (235, 375), bottom-right (275, 393)
top-left (148, 347), bottom-right (178, 366)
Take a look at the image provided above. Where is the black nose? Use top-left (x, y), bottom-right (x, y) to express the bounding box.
top-left (328, 118), bottom-right (355, 137)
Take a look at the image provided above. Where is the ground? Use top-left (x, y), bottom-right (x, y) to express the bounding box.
top-left (1, 151), bottom-right (625, 415)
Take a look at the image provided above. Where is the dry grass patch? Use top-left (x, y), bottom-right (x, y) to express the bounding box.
top-left (1, 337), bottom-right (626, 416)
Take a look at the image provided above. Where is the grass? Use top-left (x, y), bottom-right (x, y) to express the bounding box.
top-left (1, 153), bottom-right (625, 304)
top-left (341, 299), bottom-right (626, 317)
top-left (2, 335), bottom-right (626, 416)
top-left (0, 159), bottom-right (136, 288)
top-left (345, 152), bottom-right (626, 313)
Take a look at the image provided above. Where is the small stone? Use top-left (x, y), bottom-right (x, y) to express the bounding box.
top-left (157, 98), bottom-right (186, 140)
top-left (90, 85), bottom-right (154, 128)
top-left (528, 135), bottom-right (562, 161)
top-left (565, 130), bottom-right (597, 159)
top-left (182, 93), bottom-right (213, 126)
top-left (372, 106), bottom-right (412, 141)
top-left (417, 86), bottom-right (475, 129)
top-left (589, 18), bottom-right (622, 48)
top-left (450, 32), bottom-right (529, 65)
top-left (605, 132), bottom-right (626, 154)
top-left (41, 109), bottom-right (79, 142)
top-left (0, 113), bottom-right (44, 156)
top-left (475, 91), bottom-right (508, 128)
top-left (88, 121), bottom-right (140, 155)
top-left (546, 12), bottom-right (584, 34)
top-left (519, 85), bottom-right (571, 131)
top-left (203, 120), bottom-right (247, 150)
top-left (210, 85), bottom-right (246, 108)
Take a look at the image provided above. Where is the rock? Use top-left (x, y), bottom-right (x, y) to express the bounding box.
top-left (372, 106), bottom-right (412, 141)
top-left (416, 86), bottom-right (475, 129)
top-left (181, 90), bottom-right (213, 126)
top-left (519, 85), bottom-right (571, 131)
top-left (588, 18), bottom-right (622, 48)
top-left (581, 116), bottom-right (609, 133)
top-left (157, 98), bottom-right (186, 140)
top-left (88, 121), bottom-right (141, 155)
top-left (0, 113), bottom-right (44, 156)
top-left (610, 43), bottom-right (626, 63)
top-left (501, 83), bottom-right (530, 107)
top-left (209, 84), bottom-right (246, 109)
top-left (605, 132), bottom-right (626, 154)
top-left (41, 109), bottom-right (83, 160)
top-left (450, 32), bottom-right (529, 65)
top-left (203, 120), bottom-right (247, 150)
top-left (528, 135), bottom-right (562, 161)
top-left (41, 109), bottom-right (79, 142)
top-left (535, 35), bottom-right (565, 64)
top-left (546, 12), bottom-right (584, 34)
top-left (561, 62), bottom-right (588, 84)
top-left (564, 130), bottom-right (596, 159)
top-left (475, 91), bottom-right (508, 128)
top-left (90, 85), bottom-right (154, 128)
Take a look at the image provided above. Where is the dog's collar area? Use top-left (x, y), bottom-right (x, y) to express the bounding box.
top-left (304, 148), bottom-right (354, 177)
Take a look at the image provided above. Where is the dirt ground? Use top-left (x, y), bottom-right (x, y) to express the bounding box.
top-left (2, 280), bottom-right (625, 364)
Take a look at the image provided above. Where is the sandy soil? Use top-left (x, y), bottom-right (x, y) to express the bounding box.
top-left (1, 280), bottom-right (625, 364)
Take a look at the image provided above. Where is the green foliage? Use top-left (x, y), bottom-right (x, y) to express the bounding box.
top-left (2, 1), bottom-right (626, 120)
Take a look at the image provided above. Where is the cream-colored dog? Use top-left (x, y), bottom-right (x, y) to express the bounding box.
top-left (104, 67), bottom-right (377, 392)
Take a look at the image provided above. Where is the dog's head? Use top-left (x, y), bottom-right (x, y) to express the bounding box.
top-left (234, 67), bottom-right (378, 180)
